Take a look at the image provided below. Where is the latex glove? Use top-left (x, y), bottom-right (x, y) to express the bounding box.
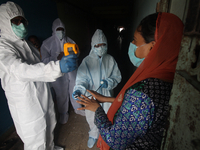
top-left (100, 79), bottom-right (108, 88)
top-left (72, 90), bottom-right (82, 100)
top-left (59, 54), bottom-right (78, 73)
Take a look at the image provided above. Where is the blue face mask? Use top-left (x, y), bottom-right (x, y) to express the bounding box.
top-left (128, 42), bottom-right (146, 67)
top-left (12, 23), bottom-right (28, 39)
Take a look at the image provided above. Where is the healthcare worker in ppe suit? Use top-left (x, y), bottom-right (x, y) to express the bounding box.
top-left (40, 18), bottom-right (85, 124)
top-left (72, 29), bottom-right (122, 148)
top-left (0, 2), bottom-right (78, 150)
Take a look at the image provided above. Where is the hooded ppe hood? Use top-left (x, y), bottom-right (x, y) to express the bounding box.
top-left (41, 18), bottom-right (76, 63)
top-left (0, 1), bottom-right (27, 40)
top-left (89, 29), bottom-right (108, 57)
top-left (52, 18), bottom-right (65, 36)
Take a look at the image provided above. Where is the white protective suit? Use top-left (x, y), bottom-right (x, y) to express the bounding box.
top-left (0, 2), bottom-right (63, 150)
top-left (40, 18), bottom-right (83, 124)
top-left (73, 29), bottom-right (122, 139)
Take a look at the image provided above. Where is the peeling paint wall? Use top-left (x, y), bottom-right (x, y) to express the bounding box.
top-left (160, 0), bottom-right (200, 149)
top-left (163, 73), bottom-right (200, 149)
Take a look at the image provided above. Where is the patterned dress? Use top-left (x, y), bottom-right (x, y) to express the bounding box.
top-left (94, 78), bottom-right (173, 150)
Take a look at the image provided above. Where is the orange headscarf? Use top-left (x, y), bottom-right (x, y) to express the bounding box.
top-left (97, 12), bottom-right (184, 150)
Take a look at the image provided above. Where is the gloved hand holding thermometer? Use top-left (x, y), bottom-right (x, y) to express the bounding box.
top-left (59, 54), bottom-right (78, 73)
top-left (59, 43), bottom-right (79, 73)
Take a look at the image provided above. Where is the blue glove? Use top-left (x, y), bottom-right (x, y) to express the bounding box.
top-left (59, 54), bottom-right (78, 73)
top-left (100, 80), bottom-right (108, 88)
top-left (72, 90), bottom-right (82, 100)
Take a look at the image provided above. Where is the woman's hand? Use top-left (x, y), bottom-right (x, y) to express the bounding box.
top-left (87, 90), bottom-right (106, 102)
top-left (87, 90), bottom-right (115, 103)
top-left (76, 94), bottom-right (101, 112)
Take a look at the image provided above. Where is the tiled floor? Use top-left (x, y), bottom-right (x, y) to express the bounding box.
top-left (0, 104), bottom-right (99, 150)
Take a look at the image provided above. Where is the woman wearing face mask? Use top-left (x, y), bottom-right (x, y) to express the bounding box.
top-left (72, 29), bottom-right (122, 148)
top-left (76, 12), bottom-right (184, 150)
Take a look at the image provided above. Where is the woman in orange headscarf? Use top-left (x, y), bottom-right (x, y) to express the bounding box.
top-left (76, 12), bottom-right (183, 150)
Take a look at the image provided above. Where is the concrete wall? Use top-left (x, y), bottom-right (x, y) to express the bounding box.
top-left (130, 0), bottom-right (160, 37)
top-left (128, 0), bottom-right (160, 75)
top-left (159, 0), bottom-right (200, 149)
top-left (56, 2), bottom-right (103, 64)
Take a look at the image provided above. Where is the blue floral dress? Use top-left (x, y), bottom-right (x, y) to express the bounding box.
top-left (94, 78), bottom-right (172, 150)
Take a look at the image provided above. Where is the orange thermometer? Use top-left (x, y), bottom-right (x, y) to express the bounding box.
top-left (64, 43), bottom-right (79, 56)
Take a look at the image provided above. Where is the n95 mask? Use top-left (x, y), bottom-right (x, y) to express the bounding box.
top-left (12, 23), bottom-right (28, 39)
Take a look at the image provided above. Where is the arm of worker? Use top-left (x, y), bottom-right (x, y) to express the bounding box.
top-left (40, 43), bottom-right (55, 64)
top-left (102, 57), bottom-right (122, 90)
top-left (76, 90), bottom-right (155, 150)
top-left (0, 46), bottom-right (77, 82)
top-left (72, 59), bottom-right (91, 99)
